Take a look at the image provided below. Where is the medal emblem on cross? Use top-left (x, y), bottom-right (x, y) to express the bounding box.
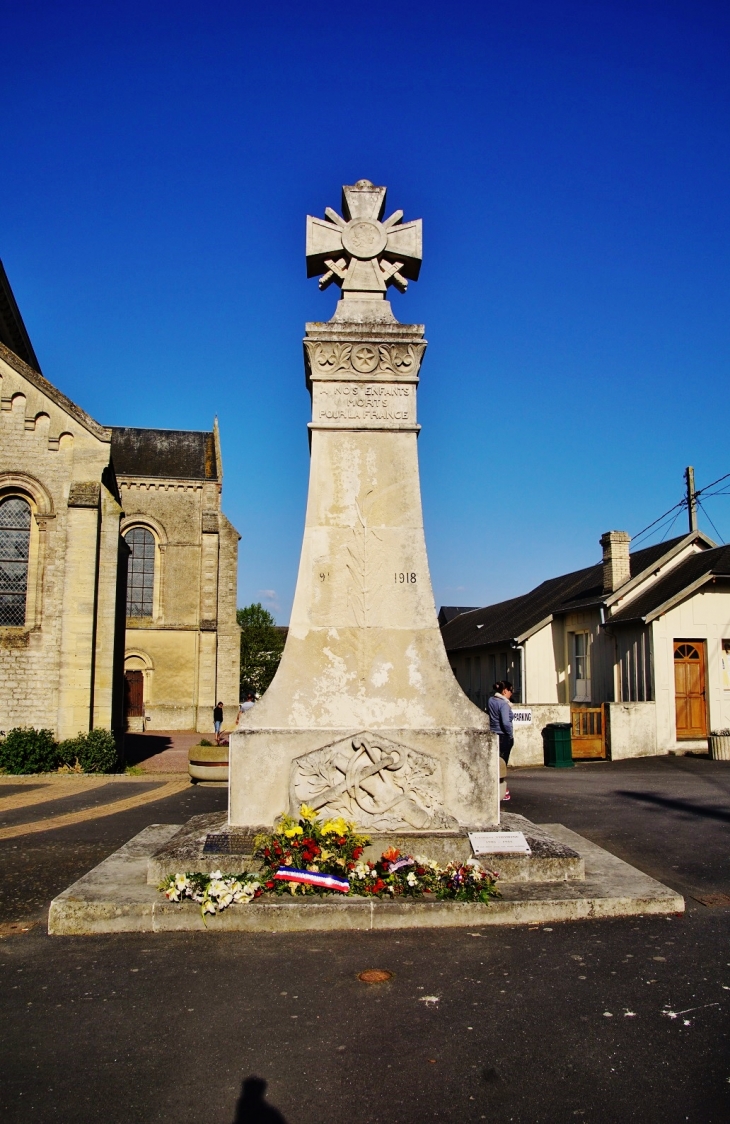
top-left (306, 179), bottom-right (422, 298)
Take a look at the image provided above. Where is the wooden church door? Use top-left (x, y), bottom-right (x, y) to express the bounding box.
top-left (673, 642), bottom-right (707, 740)
top-left (124, 670), bottom-right (144, 719)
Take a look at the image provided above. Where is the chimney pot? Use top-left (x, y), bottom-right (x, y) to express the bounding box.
top-left (600, 530), bottom-right (631, 594)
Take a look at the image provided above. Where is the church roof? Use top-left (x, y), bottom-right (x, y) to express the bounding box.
top-left (0, 259), bottom-right (41, 372)
top-left (110, 427), bottom-right (218, 481)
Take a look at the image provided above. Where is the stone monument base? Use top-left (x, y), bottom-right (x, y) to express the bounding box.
top-left (144, 811), bottom-right (584, 886)
top-left (47, 817), bottom-right (685, 935)
top-left (229, 727), bottom-right (499, 833)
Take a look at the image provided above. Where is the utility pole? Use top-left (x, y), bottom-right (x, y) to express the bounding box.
top-left (685, 466), bottom-right (698, 533)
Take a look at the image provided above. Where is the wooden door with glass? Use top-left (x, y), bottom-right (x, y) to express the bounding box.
top-left (673, 641), bottom-right (707, 739)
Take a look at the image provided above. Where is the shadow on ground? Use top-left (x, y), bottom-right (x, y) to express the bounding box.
top-left (232, 1077), bottom-right (288, 1123)
top-left (124, 734), bottom-right (176, 766)
top-left (618, 789), bottom-right (730, 824)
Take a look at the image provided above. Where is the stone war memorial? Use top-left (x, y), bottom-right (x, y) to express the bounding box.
top-left (49, 180), bottom-right (685, 934)
top-left (229, 177), bottom-right (499, 835)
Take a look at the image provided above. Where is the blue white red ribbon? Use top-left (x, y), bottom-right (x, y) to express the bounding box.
top-left (274, 868), bottom-right (350, 893)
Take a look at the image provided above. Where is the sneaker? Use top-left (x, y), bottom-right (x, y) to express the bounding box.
top-left (502, 789), bottom-right (511, 802)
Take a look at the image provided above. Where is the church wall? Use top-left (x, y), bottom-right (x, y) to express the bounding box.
top-left (123, 627), bottom-right (199, 729)
top-left (216, 513), bottom-right (242, 729)
top-left (119, 473), bottom-right (240, 732)
top-left (0, 350), bottom-right (121, 739)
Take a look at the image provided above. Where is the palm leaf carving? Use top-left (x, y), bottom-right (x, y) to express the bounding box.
top-left (346, 489), bottom-right (384, 628)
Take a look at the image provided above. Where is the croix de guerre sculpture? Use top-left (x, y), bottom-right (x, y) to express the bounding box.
top-left (229, 179), bottom-right (498, 831)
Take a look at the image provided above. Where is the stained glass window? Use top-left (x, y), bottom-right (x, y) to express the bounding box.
top-left (124, 527), bottom-right (155, 617)
top-left (0, 497), bottom-right (31, 626)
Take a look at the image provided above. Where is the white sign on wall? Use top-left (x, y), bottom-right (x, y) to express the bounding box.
top-left (511, 709), bottom-right (533, 725)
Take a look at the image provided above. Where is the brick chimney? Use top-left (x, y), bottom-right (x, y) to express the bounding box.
top-left (600, 531), bottom-right (631, 594)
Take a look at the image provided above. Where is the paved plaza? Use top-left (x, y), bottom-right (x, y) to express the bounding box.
top-left (1, 757), bottom-right (729, 1123)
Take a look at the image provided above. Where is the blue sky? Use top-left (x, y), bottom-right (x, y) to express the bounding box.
top-left (2, 1), bottom-right (729, 621)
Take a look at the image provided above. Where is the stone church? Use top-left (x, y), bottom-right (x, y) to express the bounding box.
top-left (0, 260), bottom-right (240, 740)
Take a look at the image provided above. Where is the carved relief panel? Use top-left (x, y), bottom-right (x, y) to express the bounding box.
top-left (290, 732), bottom-right (457, 831)
top-left (304, 341), bottom-right (426, 381)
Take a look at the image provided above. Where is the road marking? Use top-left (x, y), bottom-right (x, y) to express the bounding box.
top-left (0, 779), bottom-right (109, 816)
top-left (0, 778), bottom-right (190, 840)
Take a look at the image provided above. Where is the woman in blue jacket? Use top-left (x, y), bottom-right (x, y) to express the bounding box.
top-left (488, 680), bottom-right (514, 801)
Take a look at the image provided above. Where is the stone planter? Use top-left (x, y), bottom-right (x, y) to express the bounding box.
top-left (709, 732), bottom-right (730, 761)
top-left (188, 743), bottom-right (229, 782)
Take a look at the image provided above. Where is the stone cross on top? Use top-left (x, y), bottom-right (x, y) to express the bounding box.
top-left (306, 179), bottom-right (422, 299)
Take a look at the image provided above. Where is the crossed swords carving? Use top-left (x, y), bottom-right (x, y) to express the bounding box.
top-left (294, 737), bottom-right (411, 819)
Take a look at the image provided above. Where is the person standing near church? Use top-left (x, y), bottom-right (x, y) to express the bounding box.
top-left (213, 701), bottom-right (224, 745)
top-left (488, 680), bottom-right (514, 801)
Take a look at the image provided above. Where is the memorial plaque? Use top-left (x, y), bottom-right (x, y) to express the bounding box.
top-left (468, 831), bottom-right (532, 855)
top-left (203, 831), bottom-right (258, 855)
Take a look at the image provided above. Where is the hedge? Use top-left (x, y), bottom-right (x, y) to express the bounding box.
top-left (0, 727), bottom-right (120, 774)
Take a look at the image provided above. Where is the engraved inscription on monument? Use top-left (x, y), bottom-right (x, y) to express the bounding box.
top-left (312, 382), bottom-right (416, 428)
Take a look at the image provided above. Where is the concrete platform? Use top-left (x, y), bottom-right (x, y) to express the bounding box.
top-left (47, 821), bottom-right (684, 935)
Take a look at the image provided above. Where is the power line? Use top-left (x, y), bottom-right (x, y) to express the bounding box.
top-left (633, 467), bottom-right (729, 546)
top-left (632, 498), bottom-right (687, 543)
top-left (699, 486), bottom-right (730, 499)
top-left (695, 470), bottom-right (730, 497)
top-left (659, 508), bottom-right (682, 543)
top-left (696, 499), bottom-right (725, 544)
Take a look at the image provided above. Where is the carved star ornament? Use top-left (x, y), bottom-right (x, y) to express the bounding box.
top-left (306, 179), bottom-right (422, 298)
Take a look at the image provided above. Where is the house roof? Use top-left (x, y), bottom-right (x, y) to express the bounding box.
top-left (438, 606), bottom-right (478, 627)
top-left (440, 535), bottom-right (707, 652)
top-left (0, 259), bottom-right (41, 372)
top-left (609, 544), bottom-right (730, 623)
top-left (110, 427), bottom-right (218, 481)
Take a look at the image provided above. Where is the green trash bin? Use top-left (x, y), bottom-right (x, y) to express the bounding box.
top-left (543, 722), bottom-right (574, 768)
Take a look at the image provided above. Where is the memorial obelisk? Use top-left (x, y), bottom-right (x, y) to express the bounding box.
top-left (229, 179), bottom-right (498, 831)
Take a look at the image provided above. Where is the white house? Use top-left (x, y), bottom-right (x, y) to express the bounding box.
top-left (440, 530), bottom-right (730, 766)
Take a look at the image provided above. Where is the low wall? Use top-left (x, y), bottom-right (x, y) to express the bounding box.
top-left (141, 705), bottom-right (239, 733)
top-left (606, 702), bottom-right (657, 760)
top-left (510, 704), bottom-right (571, 767)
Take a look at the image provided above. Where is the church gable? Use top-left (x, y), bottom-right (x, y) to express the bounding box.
top-left (0, 340), bottom-right (110, 456)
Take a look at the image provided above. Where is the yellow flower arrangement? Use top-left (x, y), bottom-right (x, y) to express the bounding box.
top-left (321, 816), bottom-right (351, 836)
top-left (284, 825), bottom-right (303, 838)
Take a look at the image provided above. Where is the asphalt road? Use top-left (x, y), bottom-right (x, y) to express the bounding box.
top-left (1, 757), bottom-right (729, 1124)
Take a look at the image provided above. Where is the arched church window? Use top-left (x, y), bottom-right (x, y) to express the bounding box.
top-left (124, 527), bottom-right (155, 617)
top-left (0, 496), bottom-right (31, 626)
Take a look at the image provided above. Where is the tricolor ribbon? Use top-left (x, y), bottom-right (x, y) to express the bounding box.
top-left (274, 868), bottom-right (350, 893)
